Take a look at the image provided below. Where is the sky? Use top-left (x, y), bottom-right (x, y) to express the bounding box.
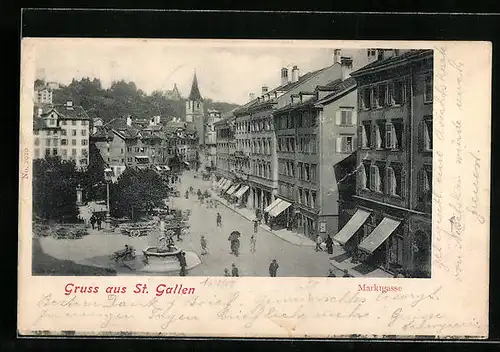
top-left (34, 39), bottom-right (344, 105)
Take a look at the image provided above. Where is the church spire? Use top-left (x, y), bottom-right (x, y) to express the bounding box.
top-left (188, 72), bottom-right (203, 101)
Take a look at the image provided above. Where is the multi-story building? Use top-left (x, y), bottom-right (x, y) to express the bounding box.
top-left (214, 113), bottom-right (236, 192)
top-left (34, 87), bottom-right (53, 105)
top-left (33, 101), bottom-right (91, 169)
top-left (231, 54), bottom-right (368, 215)
top-left (272, 57), bottom-right (358, 238)
top-left (205, 109), bottom-right (222, 169)
top-left (335, 49), bottom-right (433, 278)
top-left (185, 72), bottom-right (205, 146)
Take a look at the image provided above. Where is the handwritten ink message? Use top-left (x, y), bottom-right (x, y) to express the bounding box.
top-left (433, 45), bottom-right (483, 283)
top-left (25, 280), bottom-right (482, 336)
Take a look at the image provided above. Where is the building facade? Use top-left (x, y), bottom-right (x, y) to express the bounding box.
top-left (214, 115), bottom-right (235, 183)
top-left (185, 73), bottom-right (205, 146)
top-left (205, 109), bottom-right (222, 169)
top-left (34, 88), bottom-right (53, 105)
top-left (33, 101), bottom-right (91, 170)
top-left (273, 64), bottom-right (358, 239)
top-left (335, 49), bottom-right (433, 278)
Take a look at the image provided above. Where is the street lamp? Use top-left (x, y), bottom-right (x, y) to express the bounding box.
top-left (104, 167), bottom-right (114, 226)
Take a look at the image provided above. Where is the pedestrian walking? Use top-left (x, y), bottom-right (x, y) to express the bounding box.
top-left (325, 234), bottom-right (334, 255)
top-left (327, 269), bottom-right (337, 277)
top-left (269, 259), bottom-right (279, 277)
top-left (315, 235), bottom-right (323, 252)
top-left (96, 216), bottom-right (102, 231)
top-left (250, 235), bottom-right (256, 254)
top-left (224, 268), bottom-right (231, 277)
top-left (216, 213), bottom-right (222, 227)
top-left (253, 219), bottom-right (259, 234)
top-left (200, 235), bottom-right (208, 255)
top-left (179, 251), bottom-right (187, 276)
top-left (90, 215), bottom-right (96, 230)
top-left (342, 269), bottom-right (350, 278)
top-left (231, 263), bottom-right (239, 277)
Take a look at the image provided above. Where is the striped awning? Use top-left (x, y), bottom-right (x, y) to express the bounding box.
top-left (358, 217), bottom-right (401, 254)
top-left (269, 199), bottom-right (292, 217)
top-left (333, 209), bottom-right (371, 245)
top-left (226, 184), bottom-right (240, 195)
top-left (264, 198), bottom-right (282, 213)
top-left (234, 185), bottom-right (249, 199)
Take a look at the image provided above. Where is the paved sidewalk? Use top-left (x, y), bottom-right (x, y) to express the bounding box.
top-left (209, 188), bottom-right (315, 248)
top-left (329, 246), bottom-right (393, 278)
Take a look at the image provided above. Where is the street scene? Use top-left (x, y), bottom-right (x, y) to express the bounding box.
top-left (31, 41), bottom-right (433, 278)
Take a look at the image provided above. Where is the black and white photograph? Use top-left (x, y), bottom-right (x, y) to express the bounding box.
top-left (31, 41), bottom-right (433, 278)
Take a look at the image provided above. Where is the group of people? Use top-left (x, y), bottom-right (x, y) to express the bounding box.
top-left (315, 234), bottom-right (335, 254)
top-left (223, 259), bottom-right (279, 277)
top-left (89, 213), bottom-right (103, 230)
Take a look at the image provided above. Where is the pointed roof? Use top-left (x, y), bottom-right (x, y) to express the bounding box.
top-left (188, 72), bottom-right (203, 101)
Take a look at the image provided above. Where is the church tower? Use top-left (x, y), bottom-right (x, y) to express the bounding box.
top-left (185, 72), bottom-right (205, 145)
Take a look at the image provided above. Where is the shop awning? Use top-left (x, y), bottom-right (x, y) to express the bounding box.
top-left (221, 180), bottom-right (233, 191)
top-left (184, 161), bottom-right (190, 166)
top-left (264, 198), bottom-right (282, 213)
top-left (333, 208), bottom-right (372, 245)
top-left (234, 185), bottom-right (249, 199)
top-left (162, 165), bottom-right (170, 171)
top-left (155, 165), bottom-right (162, 171)
top-left (226, 184), bottom-right (239, 195)
top-left (358, 217), bottom-right (401, 254)
top-left (220, 179), bottom-right (229, 189)
top-left (269, 199), bottom-right (292, 217)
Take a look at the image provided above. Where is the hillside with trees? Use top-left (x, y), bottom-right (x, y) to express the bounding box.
top-left (35, 78), bottom-right (239, 123)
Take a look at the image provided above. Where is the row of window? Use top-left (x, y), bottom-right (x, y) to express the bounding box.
top-left (35, 138), bottom-right (89, 146)
top-left (34, 147), bottom-right (88, 160)
top-left (278, 160), bottom-right (318, 183)
top-left (234, 138), bottom-right (273, 155)
top-left (34, 128), bottom-right (87, 136)
top-left (359, 163), bottom-right (404, 196)
top-left (253, 160), bottom-right (272, 179)
top-left (360, 118), bottom-right (432, 151)
top-left (360, 79), bottom-right (407, 110)
top-left (278, 182), bottom-right (318, 209)
top-left (276, 111), bottom-right (317, 130)
top-left (41, 119), bottom-right (88, 127)
top-left (360, 74), bottom-right (433, 111)
top-left (235, 118), bottom-right (273, 134)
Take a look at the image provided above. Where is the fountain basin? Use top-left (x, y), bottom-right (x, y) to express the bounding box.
top-left (143, 246), bottom-right (181, 265)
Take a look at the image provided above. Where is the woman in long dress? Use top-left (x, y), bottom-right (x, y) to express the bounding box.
top-left (325, 234), bottom-right (334, 255)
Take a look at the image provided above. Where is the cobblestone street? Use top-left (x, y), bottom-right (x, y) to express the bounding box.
top-left (170, 171), bottom-right (337, 277)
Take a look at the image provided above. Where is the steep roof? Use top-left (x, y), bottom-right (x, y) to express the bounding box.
top-left (351, 49), bottom-right (433, 77)
top-left (50, 104), bottom-right (91, 120)
top-left (274, 77), bottom-right (357, 114)
top-left (188, 72), bottom-right (203, 101)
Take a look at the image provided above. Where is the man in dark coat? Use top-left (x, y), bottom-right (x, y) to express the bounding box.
top-left (231, 263), bottom-right (239, 277)
top-left (216, 213), bottom-right (222, 227)
top-left (327, 269), bottom-right (336, 277)
top-left (178, 251), bottom-right (187, 276)
top-left (90, 214), bottom-right (96, 230)
top-left (325, 235), bottom-right (334, 255)
top-left (269, 259), bottom-right (279, 277)
top-left (96, 216), bottom-right (102, 230)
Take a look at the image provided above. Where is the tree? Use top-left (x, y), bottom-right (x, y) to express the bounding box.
top-left (33, 157), bottom-right (80, 222)
top-left (109, 168), bottom-right (169, 220)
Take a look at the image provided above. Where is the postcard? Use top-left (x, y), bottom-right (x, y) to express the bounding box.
top-left (18, 38), bottom-right (491, 338)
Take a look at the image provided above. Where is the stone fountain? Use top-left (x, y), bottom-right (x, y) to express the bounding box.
top-left (142, 235), bottom-right (181, 266)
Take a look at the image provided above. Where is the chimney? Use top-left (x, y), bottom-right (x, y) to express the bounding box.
top-left (291, 66), bottom-right (299, 83)
top-left (249, 92), bottom-right (255, 101)
top-left (262, 86), bottom-right (269, 95)
top-left (280, 67), bottom-right (289, 86)
top-left (333, 49), bottom-right (342, 64)
top-left (340, 57), bottom-right (354, 81)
